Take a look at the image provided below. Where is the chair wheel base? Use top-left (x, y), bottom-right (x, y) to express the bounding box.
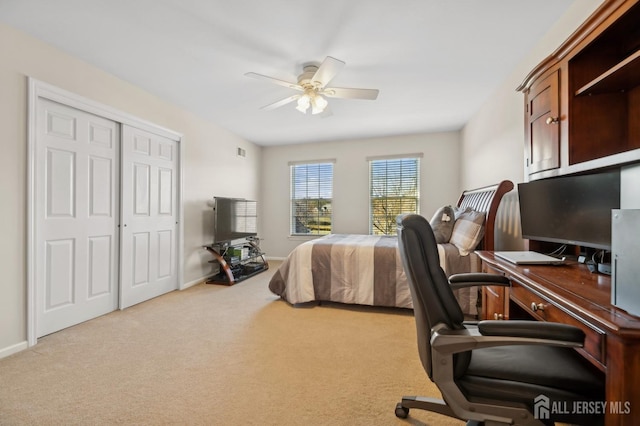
top-left (395, 402), bottom-right (409, 418)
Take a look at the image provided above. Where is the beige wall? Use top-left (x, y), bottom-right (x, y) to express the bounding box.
top-left (0, 24), bottom-right (260, 354)
top-left (260, 132), bottom-right (460, 258)
top-left (459, 0), bottom-right (604, 250)
top-left (460, 0), bottom-right (604, 189)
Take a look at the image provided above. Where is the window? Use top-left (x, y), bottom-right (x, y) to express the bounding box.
top-left (369, 156), bottom-right (420, 235)
top-left (290, 161), bottom-right (334, 235)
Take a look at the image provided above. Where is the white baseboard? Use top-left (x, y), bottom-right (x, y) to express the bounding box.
top-left (266, 256), bottom-right (286, 261)
top-left (181, 276), bottom-right (207, 290)
top-left (0, 340), bottom-right (28, 360)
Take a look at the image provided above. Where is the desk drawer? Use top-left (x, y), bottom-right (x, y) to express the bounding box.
top-left (509, 279), bottom-right (606, 368)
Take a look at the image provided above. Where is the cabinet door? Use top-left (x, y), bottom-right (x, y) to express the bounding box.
top-left (482, 285), bottom-right (507, 320)
top-left (526, 70), bottom-right (560, 174)
top-left (480, 263), bottom-right (508, 320)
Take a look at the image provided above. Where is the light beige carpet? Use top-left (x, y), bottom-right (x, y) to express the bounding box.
top-left (0, 262), bottom-right (464, 425)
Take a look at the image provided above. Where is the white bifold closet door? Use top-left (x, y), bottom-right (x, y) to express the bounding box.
top-left (36, 99), bottom-right (120, 337)
top-left (120, 125), bottom-right (178, 309)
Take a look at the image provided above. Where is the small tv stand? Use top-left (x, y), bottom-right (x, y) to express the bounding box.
top-left (203, 237), bottom-right (268, 285)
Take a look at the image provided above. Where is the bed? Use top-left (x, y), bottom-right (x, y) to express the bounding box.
top-left (269, 180), bottom-right (514, 316)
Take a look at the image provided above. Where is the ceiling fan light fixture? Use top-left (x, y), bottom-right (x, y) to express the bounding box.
top-left (311, 94), bottom-right (328, 115)
top-left (296, 94), bottom-right (311, 113)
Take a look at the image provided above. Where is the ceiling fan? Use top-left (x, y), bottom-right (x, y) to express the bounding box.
top-left (245, 56), bottom-right (379, 115)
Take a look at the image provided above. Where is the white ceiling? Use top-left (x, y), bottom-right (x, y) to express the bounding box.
top-left (0, 0), bottom-right (576, 146)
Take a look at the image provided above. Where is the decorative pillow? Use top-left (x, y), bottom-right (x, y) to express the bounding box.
top-left (429, 205), bottom-right (455, 243)
top-left (453, 205), bottom-right (472, 220)
top-left (450, 209), bottom-right (486, 255)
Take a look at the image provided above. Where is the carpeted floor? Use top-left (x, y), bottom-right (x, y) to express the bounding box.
top-left (0, 262), bottom-right (464, 425)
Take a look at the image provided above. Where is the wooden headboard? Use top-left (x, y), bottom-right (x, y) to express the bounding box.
top-left (456, 180), bottom-right (514, 251)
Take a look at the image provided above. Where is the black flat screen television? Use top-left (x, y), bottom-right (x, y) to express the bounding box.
top-left (213, 197), bottom-right (257, 244)
top-left (518, 169), bottom-right (620, 250)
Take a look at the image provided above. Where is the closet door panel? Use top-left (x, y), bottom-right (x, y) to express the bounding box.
top-left (36, 99), bottom-right (119, 337)
top-left (120, 125), bottom-right (178, 308)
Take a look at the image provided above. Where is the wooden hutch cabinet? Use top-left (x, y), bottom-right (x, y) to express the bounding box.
top-left (517, 0), bottom-right (640, 180)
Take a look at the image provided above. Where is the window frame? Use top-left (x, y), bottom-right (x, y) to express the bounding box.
top-left (368, 155), bottom-right (421, 236)
top-left (289, 160), bottom-right (335, 236)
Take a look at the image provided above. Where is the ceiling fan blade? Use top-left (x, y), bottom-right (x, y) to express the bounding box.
top-left (260, 94), bottom-right (301, 111)
top-left (245, 72), bottom-right (303, 91)
top-left (322, 87), bottom-right (379, 100)
top-left (312, 56), bottom-right (345, 88)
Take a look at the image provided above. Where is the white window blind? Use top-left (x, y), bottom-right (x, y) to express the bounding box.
top-left (369, 157), bottom-right (420, 235)
top-left (290, 162), bottom-right (333, 235)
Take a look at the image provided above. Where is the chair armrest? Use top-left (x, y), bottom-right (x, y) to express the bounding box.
top-left (448, 273), bottom-right (510, 290)
top-left (430, 322), bottom-right (585, 355)
top-left (478, 320), bottom-right (585, 344)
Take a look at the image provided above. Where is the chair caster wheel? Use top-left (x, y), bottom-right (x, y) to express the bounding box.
top-left (395, 402), bottom-right (409, 418)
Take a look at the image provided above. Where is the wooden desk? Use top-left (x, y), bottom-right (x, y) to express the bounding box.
top-left (477, 251), bottom-right (640, 426)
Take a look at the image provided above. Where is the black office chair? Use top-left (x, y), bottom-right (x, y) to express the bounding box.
top-left (395, 214), bottom-right (604, 426)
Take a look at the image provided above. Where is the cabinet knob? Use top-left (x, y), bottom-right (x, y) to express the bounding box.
top-left (545, 116), bottom-right (559, 125)
top-left (493, 313), bottom-right (504, 320)
top-left (531, 302), bottom-right (546, 312)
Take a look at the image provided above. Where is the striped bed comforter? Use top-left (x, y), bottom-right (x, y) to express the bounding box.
top-left (268, 234), bottom-right (479, 315)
